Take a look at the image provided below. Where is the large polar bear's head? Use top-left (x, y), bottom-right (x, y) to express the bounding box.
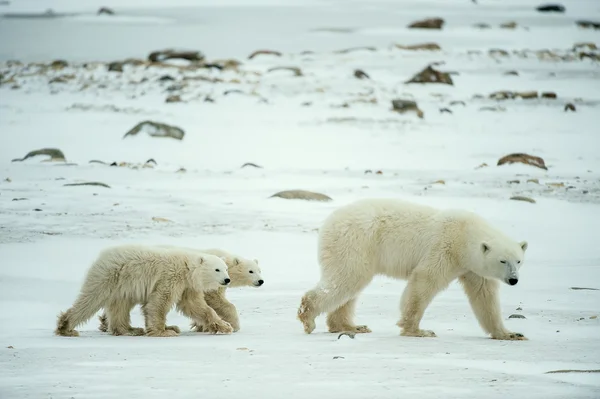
top-left (222, 255), bottom-right (264, 288)
top-left (478, 239), bottom-right (528, 286)
top-left (190, 254), bottom-right (231, 291)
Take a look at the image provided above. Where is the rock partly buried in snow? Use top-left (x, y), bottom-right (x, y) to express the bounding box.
top-left (500, 21), bottom-right (518, 29)
top-left (408, 18), bottom-right (444, 29)
top-left (97, 7), bottom-right (115, 15)
top-left (576, 20), bottom-right (600, 29)
top-left (354, 69), bottom-right (370, 79)
top-left (267, 66), bottom-right (303, 76)
top-left (248, 49), bottom-right (282, 60)
top-left (536, 4), bottom-right (565, 13)
top-left (270, 190), bottom-right (332, 202)
top-left (123, 121), bottom-right (185, 140)
top-left (564, 103), bottom-right (576, 112)
top-left (64, 182), bottom-right (111, 188)
top-left (165, 94), bottom-right (182, 103)
top-left (509, 314), bottom-right (527, 319)
top-left (391, 99), bottom-right (424, 118)
top-left (50, 59), bottom-right (68, 69)
top-left (489, 91), bottom-right (539, 100)
top-left (12, 148), bottom-right (66, 162)
top-left (541, 92), bottom-right (557, 99)
top-left (573, 42), bottom-right (597, 51)
top-left (148, 49), bottom-right (204, 63)
top-left (516, 91), bottom-right (538, 99)
top-left (510, 196), bottom-right (536, 204)
top-left (394, 42), bottom-right (441, 51)
top-left (406, 65), bottom-right (453, 85)
top-left (107, 61), bottom-right (124, 72)
top-left (498, 153), bottom-right (547, 170)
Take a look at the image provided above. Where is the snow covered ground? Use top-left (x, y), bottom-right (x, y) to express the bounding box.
top-left (1, 0), bottom-right (600, 397)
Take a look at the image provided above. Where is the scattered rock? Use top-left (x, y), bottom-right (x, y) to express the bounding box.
top-left (433, 180), bottom-right (446, 185)
top-left (527, 178), bottom-right (540, 184)
top-left (152, 217), bottom-right (173, 223)
top-left (7, 346), bottom-right (14, 349)
top-left (405, 65), bottom-right (453, 85)
top-left (394, 42), bottom-right (441, 51)
top-left (49, 74), bottom-right (75, 83)
top-left (241, 162), bottom-right (263, 169)
top-left (33, 208), bottom-right (42, 212)
top-left (337, 332), bottom-right (356, 339)
top-left (510, 196), bottom-right (536, 204)
top-left (516, 307), bottom-right (523, 311)
top-left (564, 103), bottom-right (576, 112)
top-left (449, 101), bottom-right (466, 106)
top-left (50, 60), bottom-right (68, 69)
top-left (408, 18), bottom-right (444, 29)
top-left (498, 153), bottom-right (547, 170)
top-left (591, 316), bottom-right (598, 319)
top-left (107, 61), bottom-right (124, 72)
top-left (248, 49), bottom-right (282, 60)
top-left (573, 42), bottom-right (597, 51)
top-left (507, 180), bottom-right (520, 184)
top-left (545, 370), bottom-right (600, 374)
top-left (334, 46), bottom-right (377, 54)
top-left (97, 7), bottom-right (115, 15)
top-left (504, 70), bottom-right (519, 76)
top-left (547, 182), bottom-right (565, 188)
top-left (148, 49), bottom-right (204, 63)
top-left (354, 69), bottom-right (370, 79)
top-left (267, 66), bottom-right (303, 76)
top-left (64, 182), bottom-right (111, 188)
top-left (479, 106), bottom-right (506, 112)
top-left (516, 91), bottom-right (539, 99)
top-left (391, 99), bottom-right (424, 118)
top-left (12, 148), bottom-right (66, 163)
top-left (473, 23), bottom-right (491, 29)
top-left (509, 314), bottom-right (526, 319)
top-left (123, 121), bottom-right (185, 140)
top-left (4, 177), bottom-right (12, 182)
top-left (541, 92), bottom-right (557, 99)
top-left (165, 94), bottom-right (182, 103)
top-left (500, 21), bottom-right (518, 29)
top-left (490, 91), bottom-right (515, 101)
top-left (176, 167), bottom-right (186, 173)
top-left (570, 287), bottom-right (599, 291)
top-left (536, 4), bottom-right (565, 13)
top-left (475, 163), bottom-right (488, 169)
top-left (12, 198), bottom-right (28, 201)
top-left (489, 49), bottom-right (510, 57)
top-left (270, 190), bottom-right (332, 202)
top-left (439, 108), bottom-right (452, 114)
top-left (158, 75), bottom-right (176, 82)
top-left (333, 356), bottom-right (345, 359)
top-left (576, 20), bottom-right (600, 30)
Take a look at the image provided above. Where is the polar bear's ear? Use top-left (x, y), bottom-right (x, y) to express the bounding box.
top-left (253, 258), bottom-right (259, 264)
top-left (481, 243), bottom-right (491, 254)
top-left (234, 258), bottom-right (240, 265)
top-left (220, 256), bottom-right (227, 263)
top-left (519, 241), bottom-right (528, 252)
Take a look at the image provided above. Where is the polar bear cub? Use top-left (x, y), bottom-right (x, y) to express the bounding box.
top-left (297, 198), bottom-right (529, 341)
top-left (98, 246), bottom-right (263, 334)
top-left (55, 244), bottom-right (233, 337)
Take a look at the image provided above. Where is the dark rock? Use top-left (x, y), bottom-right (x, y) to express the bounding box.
top-left (408, 18), bottom-right (444, 29)
top-left (354, 69), bottom-right (370, 79)
top-left (333, 46), bottom-right (377, 54)
top-left (158, 75), bottom-right (176, 82)
top-left (270, 190), bottom-right (332, 202)
top-left (107, 61), bottom-right (124, 72)
top-left (406, 65), bottom-right (453, 85)
top-left (241, 162), bottom-right (263, 169)
top-left (541, 92), bottom-right (557, 99)
top-left (576, 20), bottom-right (600, 29)
top-left (391, 99), bottom-right (424, 118)
top-left (50, 59), bottom-right (68, 69)
top-left (498, 153), bottom-right (547, 170)
top-left (267, 66), bottom-right (303, 76)
top-left (564, 103), bottom-right (576, 112)
top-left (248, 49), bottom-right (282, 60)
top-left (165, 95), bottom-right (182, 103)
top-left (394, 42), bottom-right (441, 51)
top-left (509, 314), bottom-right (527, 319)
top-left (12, 148), bottom-right (66, 162)
top-left (97, 7), bottom-right (115, 15)
top-left (536, 4), bottom-right (565, 12)
top-left (64, 182), bottom-right (111, 188)
top-left (439, 108), bottom-right (452, 114)
top-left (510, 196), bottom-right (536, 204)
top-left (148, 49), bottom-right (204, 63)
top-left (123, 121), bottom-right (185, 140)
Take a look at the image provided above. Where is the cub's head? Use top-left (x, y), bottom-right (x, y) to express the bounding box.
top-left (222, 256), bottom-right (264, 288)
top-left (190, 254), bottom-right (231, 291)
top-left (479, 240), bottom-right (528, 286)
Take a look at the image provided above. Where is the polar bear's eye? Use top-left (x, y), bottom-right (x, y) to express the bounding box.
top-left (517, 260), bottom-right (521, 264)
top-left (500, 260), bottom-right (506, 264)
top-left (249, 271), bottom-right (254, 274)
top-left (215, 269), bottom-right (220, 272)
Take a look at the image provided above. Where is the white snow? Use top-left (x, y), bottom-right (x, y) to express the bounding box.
top-left (1, 0), bottom-right (600, 398)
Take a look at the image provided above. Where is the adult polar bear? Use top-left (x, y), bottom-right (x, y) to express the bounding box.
top-left (297, 198), bottom-right (529, 340)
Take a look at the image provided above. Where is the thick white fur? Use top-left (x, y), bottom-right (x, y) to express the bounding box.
top-left (55, 244), bottom-right (233, 337)
top-left (297, 198), bottom-right (529, 340)
top-left (98, 246), bottom-right (263, 333)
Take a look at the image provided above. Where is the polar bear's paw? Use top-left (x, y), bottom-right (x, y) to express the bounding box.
top-left (328, 324), bottom-right (372, 334)
top-left (205, 320), bottom-right (233, 335)
top-left (400, 328), bottom-right (437, 338)
top-left (165, 325), bottom-right (181, 334)
top-left (491, 331), bottom-right (527, 341)
top-left (129, 327), bottom-right (145, 336)
top-left (146, 328), bottom-right (179, 337)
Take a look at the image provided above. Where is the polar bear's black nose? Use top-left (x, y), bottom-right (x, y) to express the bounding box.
top-left (224, 278), bottom-right (231, 285)
top-left (258, 280), bottom-right (264, 286)
top-left (508, 278), bottom-right (518, 286)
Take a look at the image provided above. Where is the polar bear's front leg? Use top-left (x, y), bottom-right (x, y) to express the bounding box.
top-left (177, 289), bottom-right (233, 335)
top-left (459, 271), bottom-right (527, 341)
top-left (326, 298), bottom-right (371, 334)
top-left (192, 289), bottom-right (240, 332)
top-left (398, 265), bottom-right (454, 338)
top-left (144, 287), bottom-right (180, 337)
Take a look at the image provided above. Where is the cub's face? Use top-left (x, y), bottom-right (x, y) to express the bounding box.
top-left (227, 257), bottom-right (264, 288)
top-left (480, 240), bottom-right (528, 285)
top-left (195, 255), bottom-right (230, 290)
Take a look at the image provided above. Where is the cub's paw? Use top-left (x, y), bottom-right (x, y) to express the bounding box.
top-left (206, 320), bottom-right (233, 335)
top-left (401, 329), bottom-right (437, 338)
top-left (146, 329), bottom-right (179, 337)
top-left (492, 331), bottom-right (528, 341)
top-left (129, 327), bottom-right (145, 336)
top-left (165, 325), bottom-right (181, 334)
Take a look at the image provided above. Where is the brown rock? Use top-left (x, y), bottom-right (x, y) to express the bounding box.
top-left (394, 42), bottom-right (441, 51)
top-left (498, 153), bottom-right (547, 170)
top-left (541, 92), bottom-right (557, 99)
top-left (500, 21), bottom-right (518, 29)
top-left (269, 190), bottom-right (332, 202)
top-left (405, 65), bottom-right (453, 85)
top-left (489, 49), bottom-right (510, 57)
top-left (408, 18), bottom-right (444, 29)
top-left (64, 182), bottom-right (111, 188)
top-left (576, 20), bottom-right (600, 30)
top-left (12, 148), bottom-right (66, 163)
top-left (333, 46), bottom-right (377, 54)
top-left (504, 70), bottom-right (519, 76)
top-left (573, 42), bottom-right (597, 51)
top-left (123, 121), bottom-right (185, 140)
top-left (354, 69), bottom-right (370, 79)
top-left (165, 95), bottom-right (182, 103)
top-left (516, 91), bottom-right (539, 99)
top-left (267, 66), bottom-right (303, 76)
top-left (510, 196), bottom-right (536, 204)
top-left (152, 217), bottom-right (173, 223)
top-left (50, 60), bottom-right (68, 69)
top-left (49, 74), bottom-right (75, 84)
top-left (97, 7), bottom-right (115, 15)
top-left (107, 61), bottom-right (124, 72)
top-left (148, 49), bottom-right (204, 63)
top-left (391, 99), bottom-right (424, 118)
top-left (248, 49), bottom-right (282, 60)
top-left (489, 91), bottom-right (515, 100)
top-left (564, 103), bottom-right (576, 112)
